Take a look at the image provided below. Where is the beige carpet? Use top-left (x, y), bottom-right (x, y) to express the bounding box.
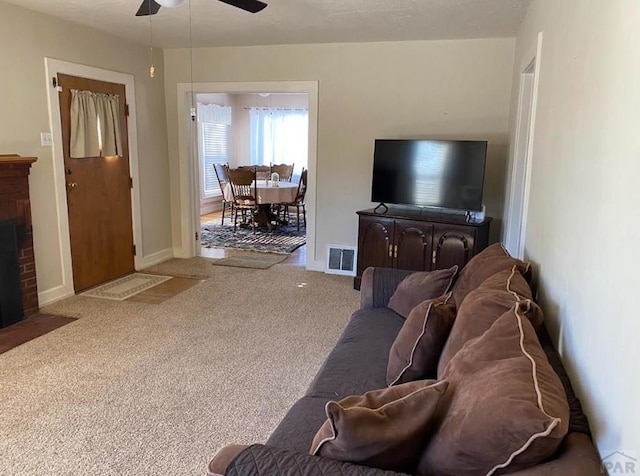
top-left (0, 258), bottom-right (359, 475)
top-left (211, 252), bottom-right (288, 269)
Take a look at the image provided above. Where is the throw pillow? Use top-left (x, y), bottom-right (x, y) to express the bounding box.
top-left (387, 293), bottom-right (456, 386)
top-left (418, 302), bottom-right (569, 476)
top-left (388, 266), bottom-right (458, 318)
top-left (310, 380), bottom-right (448, 473)
top-left (437, 265), bottom-right (544, 376)
top-left (450, 242), bottom-right (531, 307)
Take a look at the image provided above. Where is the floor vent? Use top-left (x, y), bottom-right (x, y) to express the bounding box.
top-left (325, 245), bottom-right (357, 276)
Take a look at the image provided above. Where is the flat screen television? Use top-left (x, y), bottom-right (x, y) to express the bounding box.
top-left (371, 139), bottom-right (487, 211)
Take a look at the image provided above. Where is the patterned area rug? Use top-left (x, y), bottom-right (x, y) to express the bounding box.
top-left (81, 273), bottom-right (172, 301)
top-left (201, 219), bottom-right (305, 254)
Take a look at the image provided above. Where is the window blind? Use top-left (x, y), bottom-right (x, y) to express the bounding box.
top-left (200, 122), bottom-right (229, 198)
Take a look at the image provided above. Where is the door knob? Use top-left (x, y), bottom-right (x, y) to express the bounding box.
top-left (67, 181), bottom-right (78, 191)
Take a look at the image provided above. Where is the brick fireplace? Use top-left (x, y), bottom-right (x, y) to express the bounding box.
top-left (0, 155), bottom-right (38, 325)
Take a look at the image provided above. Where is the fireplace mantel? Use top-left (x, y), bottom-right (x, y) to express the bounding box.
top-left (0, 154), bottom-right (38, 166)
top-left (0, 154), bottom-right (39, 318)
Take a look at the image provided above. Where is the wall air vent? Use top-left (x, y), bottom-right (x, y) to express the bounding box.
top-left (325, 245), bottom-right (357, 276)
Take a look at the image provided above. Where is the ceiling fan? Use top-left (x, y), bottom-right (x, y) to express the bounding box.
top-left (136, 0), bottom-right (267, 16)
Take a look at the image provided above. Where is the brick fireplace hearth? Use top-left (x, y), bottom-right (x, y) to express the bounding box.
top-left (0, 155), bottom-right (38, 324)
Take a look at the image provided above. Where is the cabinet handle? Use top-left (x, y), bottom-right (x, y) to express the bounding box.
top-left (394, 245), bottom-right (398, 258)
top-left (432, 250), bottom-right (437, 265)
top-left (389, 244), bottom-right (393, 258)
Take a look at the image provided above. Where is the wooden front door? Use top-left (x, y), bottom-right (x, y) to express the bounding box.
top-left (57, 74), bottom-right (134, 292)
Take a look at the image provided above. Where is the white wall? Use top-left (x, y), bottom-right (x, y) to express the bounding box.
top-left (507, 0), bottom-right (640, 458)
top-left (163, 39), bottom-right (516, 261)
top-left (0, 1), bottom-right (172, 300)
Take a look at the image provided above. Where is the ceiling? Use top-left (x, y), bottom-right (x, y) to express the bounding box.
top-left (5, 0), bottom-right (531, 48)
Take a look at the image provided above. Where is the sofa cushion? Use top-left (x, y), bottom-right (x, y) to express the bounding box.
top-left (311, 380), bottom-right (448, 473)
top-left (387, 293), bottom-right (456, 386)
top-left (437, 266), bottom-right (543, 376)
top-left (267, 396), bottom-right (334, 453)
top-left (450, 242), bottom-right (531, 307)
top-left (387, 266), bottom-right (458, 318)
top-left (305, 308), bottom-right (404, 400)
top-left (418, 302), bottom-right (570, 476)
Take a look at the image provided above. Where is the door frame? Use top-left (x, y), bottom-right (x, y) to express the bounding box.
top-left (44, 58), bottom-right (143, 298)
top-left (503, 32), bottom-right (543, 259)
top-left (174, 81), bottom-right (320, 269)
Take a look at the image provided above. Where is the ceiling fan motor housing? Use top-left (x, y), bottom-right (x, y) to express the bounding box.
top-left (156, 0), bottom-right (185, 7)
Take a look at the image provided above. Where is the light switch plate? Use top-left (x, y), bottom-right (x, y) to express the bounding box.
top-left (40, 132), bottom-right (53, 147)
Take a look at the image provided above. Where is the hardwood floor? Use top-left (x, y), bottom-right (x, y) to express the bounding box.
top-left (0, 313), bottom-right (76, 355)
top-left (126, 277), bottom-right (204, 304)
top-left (200, 210), bottom-right (306, 266)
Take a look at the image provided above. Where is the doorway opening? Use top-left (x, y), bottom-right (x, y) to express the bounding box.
top-left (196, 92), bottom-right (309, 265)
top-left (44, 59), bottom-right (142, 304)
top-left (504, 33), bottom-right (543, 259)
top-left (174, 81), bottom-right (319, 269)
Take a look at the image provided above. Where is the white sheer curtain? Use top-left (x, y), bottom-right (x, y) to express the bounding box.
top-left (70, 90), bottom-right (122, 158)
top-left (249, 108), bottom-right (308, 174)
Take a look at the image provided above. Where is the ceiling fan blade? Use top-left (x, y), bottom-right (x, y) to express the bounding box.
top-left (136, 0), bottom-right (162, 16)
top-left (217, 0), bottom-right (267, 14)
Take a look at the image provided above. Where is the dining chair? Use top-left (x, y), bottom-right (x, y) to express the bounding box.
top-left (270, 164), bottom-right (294, 182)
top-left (227, 167), bottom-right (258, 233)
top-left (281, 168), bottom-right (307, 231)
top-left (213, 163), bottom-right (234, 226)
top-left (238, 165), bottom-right (271, 181)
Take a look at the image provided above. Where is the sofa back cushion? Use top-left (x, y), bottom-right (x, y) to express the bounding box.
top-left (311, 380), bottom-right (448, 473)
top-left (387, 266), bottom-right (458, 318)
top-left (418, 302), bottom-right (569, 476)
top-left (451, 242), bottom-right (531, 307)
top-left (387, 293), bottom-right (456, 386)
top-left (437, 266), bottom-right (543, 376)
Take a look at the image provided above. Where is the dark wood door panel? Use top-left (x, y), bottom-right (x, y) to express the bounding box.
top-left (394, 222), bottom-right (433, 271)
top-left (433, 225), bottom-right (475, 271)
top-left (357, 216), bottom-right (394, 275)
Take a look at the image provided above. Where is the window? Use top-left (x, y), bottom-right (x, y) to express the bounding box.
top-left (199, 122), bottom-right (229, 198)
top-left (197, 103), bottom-right (232, 198)
top-left (249, 108), bottom-right (308, 175)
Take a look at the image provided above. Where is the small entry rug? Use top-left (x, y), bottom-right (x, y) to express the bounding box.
top-left (201, 219), bottom-right (305, 254)
top-left (81, 273), bottom-right (172, 301)
top-left (211, 252), bottom-right (288, 269)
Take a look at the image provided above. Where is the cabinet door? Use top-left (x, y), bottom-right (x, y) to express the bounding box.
top-left (432, 225), bottom-right (475, 271)
top-left (357, 216), bottom-right (394, 274)
top-left (394, 220), bottom-right (434, 271)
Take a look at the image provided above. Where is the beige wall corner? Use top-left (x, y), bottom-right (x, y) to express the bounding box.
top-left (506, 0), bottom-right (640, 458)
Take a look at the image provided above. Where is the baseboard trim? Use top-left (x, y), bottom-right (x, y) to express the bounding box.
top-left (139, 248), bottom-right (173, 269)
top-left (38, 284), bottom-right (75, 307)
top-left (172, 246), bottom-right (191, 259)
top-left (306, 260), bottom-right (325, 272)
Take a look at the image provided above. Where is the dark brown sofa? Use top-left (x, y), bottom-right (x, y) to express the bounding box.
top-left (207, 267), bottom-right (602, 476)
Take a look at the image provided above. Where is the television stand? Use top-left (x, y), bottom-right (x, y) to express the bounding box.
top-left (354, 207), bottom-right (492, 289)
top-left (373, 203), bottom-right (388, 214)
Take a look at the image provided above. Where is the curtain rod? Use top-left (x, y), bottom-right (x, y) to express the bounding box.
top-left (243, 107), bottom-right (308, 111)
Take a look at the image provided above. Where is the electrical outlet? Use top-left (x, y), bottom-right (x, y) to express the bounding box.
top-left (40, 132), bottom-right (53, 147)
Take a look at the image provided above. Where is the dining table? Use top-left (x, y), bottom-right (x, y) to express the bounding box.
top-left (223, 180), bottom-right (299, 231)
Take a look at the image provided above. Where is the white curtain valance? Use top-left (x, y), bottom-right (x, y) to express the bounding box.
top-left (197, 103), bottom-right (232, 125)
top-left (70, 90), bottom-right (122, 158)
